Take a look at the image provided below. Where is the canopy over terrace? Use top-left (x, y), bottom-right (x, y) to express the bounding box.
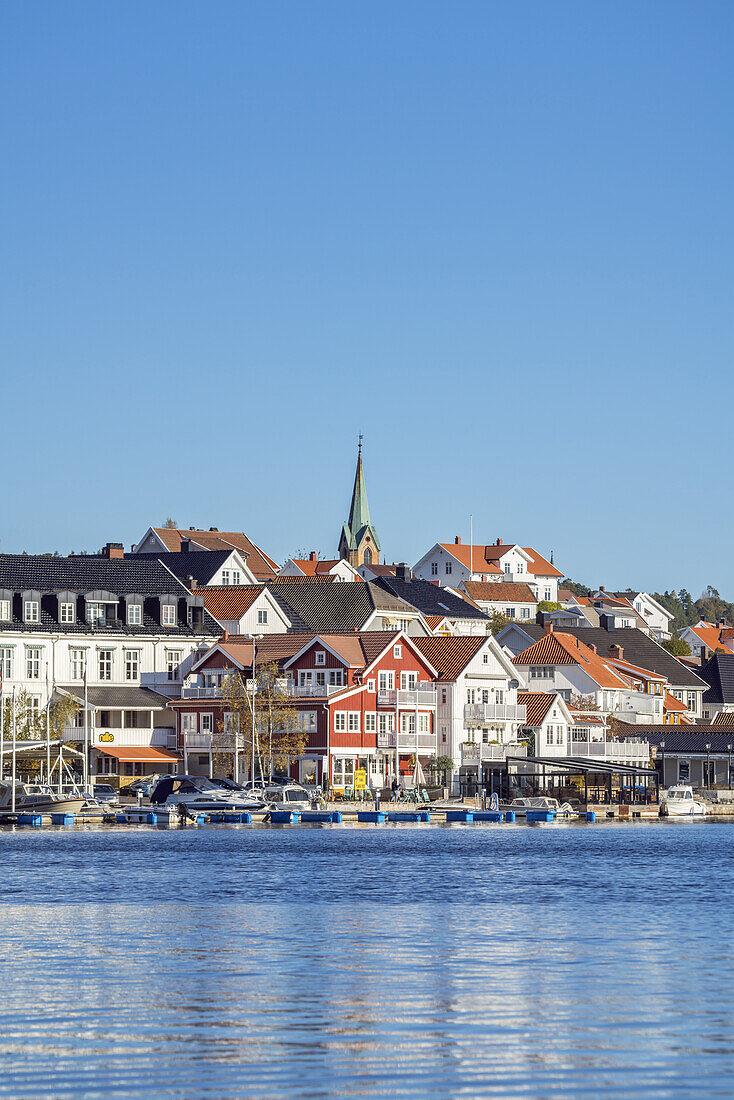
top-left (505, 754), bottom-right (660, 805)
top-left (93, 744), bottom-right (181, 784)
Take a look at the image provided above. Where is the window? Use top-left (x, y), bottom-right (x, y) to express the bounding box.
top-left (441, 726), bottom-right (447, 743)
top-left (167, 651), bottom-right (182, 681)
top-left (316, 671), bottom-right (326, 686)
top-left (506, 607), bottom-right (516, 619)
top-left (544, 588), bottom-right (552, 601)
top-left (232, 571), bottom-right (240, 585)
top-left (98, 650), bottom-right (113, 681)
top-left (315, 650), bottom-right (326, 666)
top-left (400, 714), bottom-right (415, 735)
top-left (431, 562), bottom-right (438, 576)
top-left (393, 645), bottom-right (402, 659)
top-left (0, 600), bottom-right (10, 621)
top-left (365, 713), bottom-right (377, 732)
top-left (504, 562), bottom-right (511, 574)
top-left (0, 648), bottom-right (12, 678)
top-left (378, 713), bottom-right (394, 734)
top-left (529, 666), bottom-right (553, 679)
top-left (28, 695), bottom-right (41, 715)
top-left (332, 758), bottom-right (355, 786)
top-left (418, 713), bottom-right (429, 733)
top-left (483, 653), bottom-right (489, 664)
top-left (257, 609), bottom-right (268, 625)
top-left (496, 689), bottom-right (504, 704)
top-left (367, 679), bottom-right (375, 692)
top-left (546, 726), bottom-right (554, 745)
top-left (687, 692), bottom-right (697, 713)
top-left (26, 647), bottom-right (41, 679)
top-left (59, 602), bottom-right (75, 624)
top-left (221, 570), bottom-right (230, 586)
top-left (348, 712), bottom-right (360, 733)
top-left (201, 713), bottom-right (213, 732)
top-left (24, 601), bottom-right (39, 623)
top-left (678, 761), bottom-right (690, 781)
top-left (467, 688), bottom-right (476, 704)
top-left (482, 689), bottom-right (489, 703)
top-left (328, 669), bottom-right (343, 686)
top-left (181, 712), bottom-right (196, 733)
top-left (441, 688), bottom-right (447, 704)
top-left (127, 603), bottom-right (142, 626)
top-left (125, 650), bottom-right (140, 682)
top-left (162, 604), bottom-right (176, 626)
top-left (517, 562), bottom-right (524, 574)
top-left (87, 602), bottom-right (106, 627)
top-left (69, 649), bottom-right (85, 680)
top-left (378, 671), bottom-right (394, 691)
top-left (124, 711), bottom-right (143, 728)
top-left (334, 712), bottom-right (347, 732)
top-left (445, 562), bottom-right (452, 575)
top-left (296, 711), bottom-right (317, 732)
top-left (521, 607), bottom-right (530, 618)
top-left (400, 672), bottom-right (417, 690)
top-left (556, 725), bottom-right (564, 744)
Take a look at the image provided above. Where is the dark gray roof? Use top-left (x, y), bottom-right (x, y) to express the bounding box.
top-left (0, 554), bottom-right (220, 636)
top-left (496, 623), bottom-right (707, 689)
top-left (265, 580), bottom-right (419, 634)
top-left (698, 654), bottom-right (734, 704)
top-left (58, 685), bottom-right (171, 709)
top-left (127, 550), bottom-right (233, 587)
top-left (616, 722), bottom-right (734, 753)
top-left (372, 577), bottom-right (488, 621)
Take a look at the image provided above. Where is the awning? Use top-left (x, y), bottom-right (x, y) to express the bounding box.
top-left (93, 746), bottom-right (181, 763)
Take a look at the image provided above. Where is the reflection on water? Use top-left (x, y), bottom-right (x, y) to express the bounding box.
top-left (0, 822), bottom-right (733, 1098)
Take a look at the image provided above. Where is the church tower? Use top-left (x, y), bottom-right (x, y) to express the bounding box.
top-left (338, 437), bottom-right (381, 567)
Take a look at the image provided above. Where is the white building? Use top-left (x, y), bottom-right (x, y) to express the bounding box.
top-left (413, 538), bottom-right (562, 602)
top-left (279, 553), bottom-right (361, 581)
top-left (460, 581), bottom-right (538, 624)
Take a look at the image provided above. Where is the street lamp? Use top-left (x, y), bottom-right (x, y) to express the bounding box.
top-left (706, 742), bottom-right (711, 790)
top-left (729, 744), bottom-right (732, 790)
top-left (660, 739), bottom-right (665, 788)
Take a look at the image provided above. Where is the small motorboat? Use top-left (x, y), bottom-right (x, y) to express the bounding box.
top-left (0, 782), bottom-right (87, 815)
top-left (261, 784), bottom-right (314, 812)
top-left (150, 774), bottom-right (268, 813)
top-left (503, 796), bottom-right (577, 818)
top-left (660, 785), bottom-right (707, 817)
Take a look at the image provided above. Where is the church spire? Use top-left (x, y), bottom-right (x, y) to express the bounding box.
top-left (339, 436), bottom-right (381, 566)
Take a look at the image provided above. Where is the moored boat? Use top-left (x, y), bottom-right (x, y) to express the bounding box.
top-left (0, 782), bottom-right (87, 816)
top-left (660, 784), bottom-right (707, 817)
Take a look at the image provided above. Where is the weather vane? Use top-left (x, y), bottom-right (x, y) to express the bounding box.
top-left (358, 432), bottom-right (363, 453)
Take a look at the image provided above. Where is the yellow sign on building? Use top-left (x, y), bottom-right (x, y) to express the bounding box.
top-left (354, 768), bottom-right (367, 791)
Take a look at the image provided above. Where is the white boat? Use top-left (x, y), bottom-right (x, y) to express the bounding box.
top-left (261, 784), bottom-right (314, 812)
top-left (661, 784), bottom-right (707, 817)
top-left (0, 782), bottom-right (87, 815)
top-left (505, 796), bottom-right (577, 818)
top-left (149, 774), bottom-right (268, 814)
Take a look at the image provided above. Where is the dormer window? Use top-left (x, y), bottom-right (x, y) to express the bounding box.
top-left (87, 603), bottom-right (106, 627)
top-left (0, 599), bottom-right (11, 621)
top-left (24, 601), bottom-right (39, 623)
top-left (315, 650), bottom-right (326, 666)
top-left (127, 603), bottom-right (142, 626)
top-left (59, 603), bottom-right (75, 624)
top-left (162, 604), bottom-right (176, 626)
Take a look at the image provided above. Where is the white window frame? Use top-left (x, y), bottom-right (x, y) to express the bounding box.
top-left (393, 645), bottom-right (402, 659)
top-left (70, 649), bottom-right (85, 680)
top-left (0, 648), bottom-right (13, 679)
top-left (167, 650), bottom-right (182, 681)
top-left (232, 570), bottom-right (240, 585)
top-left (258, 609), bottom-right (268, 624)
top-left (221, 570), bottom-right (230, 586)
top-left (334, 712), bottom-right (347, 732)
top-left (315, 650), bottom-right (326, 666)
top-left (162, 604), bottom-right (176, 626)
top-left (98, 649), bottom-right (113, 681)
top-left (347, 712), bottom-right (360, 733)
top-left (127, 603), bottom-right (142, 626)
top-left (201, 713), bottom-right (213, 733)
top-left (0, 600), bottom-right (10, 621)
top-left (26, 647), bottom-right (42, 679)
top-left (59, 602), bottom-right (75, 624)
top-left (24, 601), bottom-right (39, 623)
top-left (364, 712), bottom-right (377, 732)
top-left (125, 650), bottom-right (140, 682)
top-left (367, 679), bottom-right (375, 692)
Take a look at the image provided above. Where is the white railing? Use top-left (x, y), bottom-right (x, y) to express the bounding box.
top-left (181, 686), bottom-right (222, 699)
top-left (464, 703), bottom-right (527, 723)
top-left (284, 682), bottom-right (343, 697)
top-left (377, 688), bottom-right (437, 707)
top-left (183, 732), bottom-right (214, 751)
top-left (376, 732), bottom-right (436, 751)
top-left (84, 727), bottom-right (175, 748)
top-left (461, 742), bottom-right (527, 765)
top-left (570, 739), bottom-right (649, 761)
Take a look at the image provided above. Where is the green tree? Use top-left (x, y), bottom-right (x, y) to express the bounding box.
top-left (660, 636), bottom-right (691, 657)
top-left (537, 601), bottom-right (561, 614)
top-left (217, 663), bottom-right (307, 781)
top-left (486, 610), bottom-right (511, 635)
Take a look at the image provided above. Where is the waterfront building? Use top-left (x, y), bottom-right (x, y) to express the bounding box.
top-left (170, 629), bottom-right (437, 788)
top-left (412, 537), bottom-right (562, 601)
top-left (617, 723), bottom-right (734, 788)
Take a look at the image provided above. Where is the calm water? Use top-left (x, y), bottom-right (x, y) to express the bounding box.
top-left (0, 820), bottom-right (733, 1099)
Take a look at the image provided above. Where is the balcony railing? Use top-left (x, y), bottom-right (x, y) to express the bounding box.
top-left (464, 703), bottom-right (527, 724)
top-left (376, 732), bottom-right (436, 751)
top-left (284, 682), bottom-right (343, 698)
top-left (182, 732), bottom-right (214, 751)
top-left (181, 686), bottom-right (223, 699)
top-left (377, 688), bottom-right (437, 708)
top-left (570, 739), bottom-right (650, 761)
top-left (461, 742), bottom-right (527, 765)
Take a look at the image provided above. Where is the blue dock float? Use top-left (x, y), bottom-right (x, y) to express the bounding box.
top-left (527, 810), bottom-right (555, 823)
top-left (17, 814), bottom-right (43, 826)
top-left (473, 811), bottom-right (502, 823)
top-left (116, 812), bottom-right (127, 824)
top-left (270, 810), bottom-right (300, 824)
top-left (358, 811), bottom-right (386, 823)
top-left (585, 811), bottom-right (596, 823)
top-left (387, 812), bottom-right (422, 823)
top-left (301, 811), bottom-right (342, 824)
top-left (195, 814), bottom-right (207, 824)
top-left (50, 813), bottom-right (75, 825)
top-left (446, 810), bottom-right (474, 823)
top-left (503, 811), bottom-right (516, 823)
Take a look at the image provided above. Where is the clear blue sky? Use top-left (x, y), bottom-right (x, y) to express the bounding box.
top-left (2, 1), bottom-right (732, 596)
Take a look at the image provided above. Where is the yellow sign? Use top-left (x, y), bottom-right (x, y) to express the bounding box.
top-left (354, 768), bottom-right (367, 791)
top-left (98, 732), bottom-right (114, 743)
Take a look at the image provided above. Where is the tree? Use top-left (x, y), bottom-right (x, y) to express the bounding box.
top-left (427, 754), bottom-right (454, 786)
top-left (486, 610), bottom-right (511, 635)
top-left (537, 601), bottom-right (561, 614)
top-left (216, 662), bottom-right (308, 781)
top-left (568, 693), bottom-right (600, 711)
top-left (562, 578), bottom-right (592, 597)
top-left (660, 636), bottom-right (691, 657)
top-left (163, 517), bottom-right (177, 529)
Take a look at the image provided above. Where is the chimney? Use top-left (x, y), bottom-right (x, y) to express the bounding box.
top-left (209, 527), bottom-right (219, 532)
top-left (544, 622), bottom-right (554, 634)
top-left (310, 551), bottom-right (317, 561)
top-left (222, 630), bottom-right (229, 641)
top-left (181, 538), bottom-right (190, 553)
top-left (454, 535), bottom-right (461, 544)
top-left (189, 526), bottom-right (196, 530)
top-left (588, 642), bottom-right (597, 654)
top-left (396, 563), bottom-right (411, 582)
top-left (599, 586), bottom-right (605, 593)
top-left (496, 538), bottom-right (502, 546)
top-left (186, 575), bottom-right (196, 590)
top-left (101, 542), bottom-right (124, 559)
top-left (701, 645), bottom-right (711, 661)
top-left (609, 643), bottom-right (624, 660)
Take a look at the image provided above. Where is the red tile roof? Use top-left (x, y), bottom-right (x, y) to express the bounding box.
top-left (463, 582), bottom-right (537, 603)
top-left (412, 635), bottom-right (488, 679)
top-left (193, 585), bottom-right (266, 620)
top-left (513, 631), bottom-right (632, 689)
top-left (152, 528), bottom-right (278, 578)
top-left (517, 691), bottom-right (558, 727)
top-left (439, 543), bottom-right (562, 578)
top-left (664, 692), bottom-right (688, 713)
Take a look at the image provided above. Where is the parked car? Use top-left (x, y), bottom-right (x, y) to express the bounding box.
top-left (92, 783), bottom-right (119, 806)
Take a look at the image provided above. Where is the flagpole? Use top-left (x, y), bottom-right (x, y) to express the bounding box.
top-left (46, 662), bottom-right (51, 785)
top-left (11, 687), bottom-right (17, 813)
top-left (83, 663), bottom-right (89, 794)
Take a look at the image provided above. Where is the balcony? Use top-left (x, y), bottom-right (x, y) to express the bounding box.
top-left (570, 738), bottom-right (650, 762)
top-left (461, 742), bottom-right (527, 765)
top-left (182, 732), bottom-right (214, 751)
top-left (464, 703), bottom-right (527, 724)
top-left (377, 688), bottom-right (437, 708)
top-left (376, 732), bottom-right (436, 751)
top-left (284, 682), bottom-right (344, 698)
top-left (181, 686), bottom-right (222, 699)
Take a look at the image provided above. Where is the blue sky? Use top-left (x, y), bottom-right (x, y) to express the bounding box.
top-left (1, 1), bottom-right (732, 596)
